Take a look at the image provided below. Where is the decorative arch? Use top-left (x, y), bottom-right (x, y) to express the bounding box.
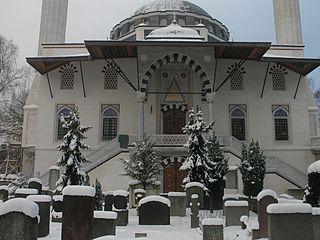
top-left (160, 104), bottom-right (188, 113)
top-left (140, 52), bottom-right (211, 93)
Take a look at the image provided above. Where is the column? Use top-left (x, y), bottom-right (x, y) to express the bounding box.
top-left (137, 91), bottom-right (146, 141)
top-left (206, 92), bottom-right (216, 124)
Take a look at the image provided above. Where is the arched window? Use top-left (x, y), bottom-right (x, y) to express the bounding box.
top-left (273, 107), bottom-right (289, 141)
top-left (230, 107), bottom-right (246, 141)
top-left (59, 63), bottom-right (77, 90)
top-left (102, 64), bottom-right (118, 90)
top-left (102, 106), bottom-right (119, 141)
top-left (270, 64), bottom-right (287, 91)
top-left (227, 63), bottom-right (246, 90)
top-left (57, 105), bottom-right (73, 140)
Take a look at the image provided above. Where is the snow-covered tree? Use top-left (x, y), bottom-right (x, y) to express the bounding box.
top-left (55, 107), bottom-right (91, 191)
top-left (180, 108), bottom-right (213, 184)
top-left (7, 172), bottom-right (28, 195)
top-left (122, 138), bottom-right (161, 189)
top-left (304, 160), bottom-right (320, 207)
top-left (239, 140), bottom-right (265, 198)
top-left (94, 178), bottom-right (105, 210)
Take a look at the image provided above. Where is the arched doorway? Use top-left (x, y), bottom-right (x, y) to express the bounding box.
top-left (163, 108), bottom-right (186, 134)
top-left (163, 157), bottom-right (188, 192)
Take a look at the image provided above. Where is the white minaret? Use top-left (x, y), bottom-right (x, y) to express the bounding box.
top-left (273, 0), bottom-right (303, 45)
top-left (38, 0), bottom-right (68, 55)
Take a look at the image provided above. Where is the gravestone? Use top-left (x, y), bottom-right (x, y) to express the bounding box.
top-left (113, 190), bottom-right (128, 226)
top-left (168, 192), bottom-right (186, 216)
top-left (104, 191), bottom-right (114, 211)
top-left (48, 166), bottom-right (60, 191)
top-left (15, 188), bottom-right (38, 198)
top-left (267, 203), bottom-right (313, 240)
top-left (257, 189), bottom-right (277, 238)
top-left (139, 195), bottom-right (170, 225)
top-left (52, 195), bottom-right (63, 222)
top-left (134, 189), bottom-right (146, 207)
top-left (185, 182), bottom-right (204, 209)
top-left (92, 211), bottom-right (117, 239)
top-left (202, 218), bottom-right (224, 240)
top-left (62, 186), bottom-right (95, 240)
top-left (0, 185), bottom-right (9, 201)
top-left (224, 200), bottom-right (249, 226)
top-left (27, 195), bottom-right (51, 237)
top-left (190, 194), bottom-right (200, 228)
top-left (0, 198), bottom-right (39, 240)
top-left (28, 178), bottom-right (42, 194)
top-left (312, 208), bottom-right (320, 240)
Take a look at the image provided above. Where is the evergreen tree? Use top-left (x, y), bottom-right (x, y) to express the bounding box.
top-left (94, 178), bottom-right (105, 210)
top-left (304, 160), bottom-right (320, 207)
top-left (55, 107), bottom-right (91, 191)
top-left (180, 108), bottom-right (213, 184)
top-left (239, 140), bottom-right (265, 198)
top-left (122, 138), bottom-right (161, 189)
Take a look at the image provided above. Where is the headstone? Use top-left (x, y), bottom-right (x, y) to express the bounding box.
top-left (113, 190), bottom-right (128, 226)
top-left (224, 200), bottom-right (249, 226)
top-left (138, 195), bottom-right (170, 225)
top-left (134, 189), bottom-right (146, 207)
top-left (104, 191), bottom-right (114, 211)
top-left (15, 188), bottom-right (38, 198)
top-left (48, 166), bottom-right (60, 191)
top-left (202, 218), bottom-right (224, 240)
top-left (168, 192), bottom-right (187, 216)
top-left (62, 186), bottom-right (95, 240)
top-left (190, 194), bottom-right (200, 228)
top-left (185, 182), bottom-right (204, 208)
top-left (26, 195), bottom-right (51, 237)
top-left (223, 194), bottom-right (239, 214)
top-left (312, 208), bottom-right (320, 240)
top-left (28, 178), bottom-right (42, 194)
top-left (92, 211), bottom-right (117, 239)
top-left (257, 189), bottom-right (277, 238)
top-left (267, 203), bottom-right (314, 240)
top-left (225, 166), bottom-right (238, 189)
top-left (52, 195), bottom-right (63, 222)
top-left (0, 198), bottom-right (39, 240)
top-left (0, 185), bottom-right (9, 201)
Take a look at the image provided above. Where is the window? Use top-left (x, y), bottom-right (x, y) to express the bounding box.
top-left (270, 64), bottom-right (287, 91)
top-left (178, 18), bottom-right (186, 26)
top-left (101, 105), bottom-right (119, 141)
top-left (59, 63), bottom-right (77, 90)
top-left (56, 105), bottom-right (74, 140)
top-left (102, 64), bottom-right (118, 90)
top-left (160, 18), bottom-right (167, 26)
top-left (273, 106), bottom-right (289, 141)
top-left (227, 63), bottom-right (246, 90)
top-left (230, 105), bottom-right (246, 141)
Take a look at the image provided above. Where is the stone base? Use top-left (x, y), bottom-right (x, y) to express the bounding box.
top-left (92, 218), bottom-right (116, 239)
top-left (115, 210), bottom-right (128, 226)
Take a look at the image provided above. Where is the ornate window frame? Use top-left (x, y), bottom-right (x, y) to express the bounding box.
top-left (59, 63), bottom-right (77, 90)
top-left (269, 64), bottom-right (288, 91)
top-left (56, 104), bottom-right (74, 141)
top-left (100, 104), bottom-right (120, 141)
top-left (102, 63), bottom-right (119, 90)
top-left (272, 105), bottom-right (290, 142)
top-left (229, 104), bottom-right (247, 141)
top-left (227, 63), bottom-right (246, 90)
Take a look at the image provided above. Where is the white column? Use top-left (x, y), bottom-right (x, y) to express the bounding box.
top-left (206, 92), bottom-right (216, 124)
top-left (137, 91), bottom-right (146, 141)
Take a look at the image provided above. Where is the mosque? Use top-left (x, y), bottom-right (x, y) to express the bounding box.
top-left (22, 0), bottom-right (320, 196)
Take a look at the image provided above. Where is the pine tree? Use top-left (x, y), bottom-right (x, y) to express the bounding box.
top-left (55, 107), bottom-right (91, 191)
top-left (180, 108), bottom-right (213, 184)
top-left (94, 178), bottom-right (105, 210)
top-left (304, 160), bottom-right (320, 207)
top-left (122, 138), bottom-right (161, 189)
top-left (239, 140), bottom-right (266, 198)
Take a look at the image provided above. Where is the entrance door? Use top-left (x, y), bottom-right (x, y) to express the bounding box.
top-left (163, 158), bottom-right (188, 193)
top-left (163, 109), bottom-right (186, 134)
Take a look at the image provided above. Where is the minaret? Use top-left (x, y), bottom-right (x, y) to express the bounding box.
top-left (38, 0), bottom-right (69, 55)
top-left (273, 0), bottom-right (303, 45)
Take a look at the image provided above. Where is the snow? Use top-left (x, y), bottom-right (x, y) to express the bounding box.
top-left (138, 196), bottom-right (171, 207)
top-left (257, 189), bottom-right (277, 201)
top-left (28, 178), bottom-right (42, 184)
top-left (307, 160), bottom-right (320, 173)
top-left (201, 218), bottom-right (223, 226)
top-left (267, 203), bottom-right (312, 214)
top-left (52, 210), bottom-right (62, 218)
top-left (277, 198), bottom-right (303, 204)
top-left (225, 201), bottom-right (248, 207)
top-left (105, 191), bottom-right (114, 196)
top-left (94, 211), bottom-right (118, 220)
top-left (52, 195), bottom-right (63, 201)
top-left (191, 194), bottom-right (199, 199)
top-left (168, 192), bottom-right (186, 197)
top-left (62, 186), bottom-right (96, 197)
top-left (312, 208), bottom-right (320, 215)
top-left (15, 188), bottom-right (38, 195)
top-left (49, 166), bottom-right (60, 171)
top-left (134, 189), bottom-right (146, 194)
top-left (0, 198), bottom-right (39, 218)
top-left (185, 182), bottom-right (204, 189)
top-left (26, 195), bottom-right (51, 202)
top-left (228, 166), bottom-right (238, 171)
top-left (278, 194), bottom-right (294, 199)
top-left (114, 190), bottom-right (128, 197)
top-left (240, 215), bottom-right (248, 223)
top-left (0, 185), bottom-right (9, 191)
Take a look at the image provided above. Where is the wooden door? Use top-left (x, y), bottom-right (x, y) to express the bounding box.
top-left (163, 159), bottom-right (187, 193)
top-left (163, 109), bottom-right (186, 134)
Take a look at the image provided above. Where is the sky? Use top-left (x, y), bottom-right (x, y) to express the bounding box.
top-left (0, 0), bottom-right (319, 87)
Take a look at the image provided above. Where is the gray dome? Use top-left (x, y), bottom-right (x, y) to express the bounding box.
top-left (133, 0), bottom-right (211, 18)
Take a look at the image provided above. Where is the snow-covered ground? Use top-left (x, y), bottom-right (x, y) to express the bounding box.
top-left (39, 208), bottom-right (254, 240)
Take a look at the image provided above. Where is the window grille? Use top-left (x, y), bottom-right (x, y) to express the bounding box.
top-left (102, 64), bottom-right (118, 90)
top-left (101, 105), bottom-right (119, 141)
top-left (227, 63), bottom-right (246, 90)
top-left (57, 105), bottom-right (73, 140)
top-left (273, 106), bottom-right (289, 141)
top-left (269, 64), bottom-right (287, 91)
top-left (59, 63), bottom-right (77, 90)
top-left (178, 18), bottom-right (186, 26)
top-left (230, 106), bottom-right (246, 141)
top-left (160, 18), bottom-right (167, 26)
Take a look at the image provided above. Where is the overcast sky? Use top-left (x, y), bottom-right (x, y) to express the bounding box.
top-left (1, 0), bottom-right (320, 86)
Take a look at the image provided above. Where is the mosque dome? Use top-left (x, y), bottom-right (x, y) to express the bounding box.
top-left (110, 0), bottom-right (229, 42)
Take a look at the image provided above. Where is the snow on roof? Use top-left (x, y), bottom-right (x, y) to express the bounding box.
top-left (138, 195), bottom-right (171, 207)
top-left (0, 185), bottom-right (9, 191)
top-left (267, 203), bottom-right (312, 214)
top-left (27, 195), bottom-right (51, 203)
top-left (134, 189), bottom-right (146, 194)
top-left (49, 166), bottom-right (60, 171)
top-left (225, 201), bottom-right (248, 207)
top-left (114, 190), bottom-right (128, 197)
top-left (105, 191), bottom-right (114, 196)
top-left (263, 53), bottom-right (320, 60)
top-left (202, 218), bottom-right (223, 226)
top-left (308, 160), bottom-right (320, 174)
top-left (53, 195), bottom-right (63, 201)
top-left (28, 178), bottom-right (42, 184)
top-left (0, 198), bottom-right (39, 218)
top-left (94, 211), bottom-right (117, 220)
top-left (168, 192), bottom-right (186, 197)
top-left (62, 186), bottom-right (96, 197)
top-left (257, 189), bottom-right (277, 201)
top-left (185, 182), bottom-right (204, 189)
top-left (15, 188), bottom-right (38, 195)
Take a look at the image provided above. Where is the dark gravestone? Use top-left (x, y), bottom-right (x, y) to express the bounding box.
top-left (139, 196), bottom-right (170, 225)
top-left (62, 186), bottom-right (95, 240)
top-left (0, 186), bottom-right (9, 201)
top-left (15, 188), bottom-right (38, 198)
top-left (113, 190), bottom-right (128, 226)
top-left (224, 200), bottom-right (249, 226)
top-left (190, 194), bottom-right (200, 228)
top-left (52, 195), bottom-right (63, 222)
top-left (0, 198), bottom-right (39, 240)
top-left (28, 178), bottom-right (42, 194)
top-left (312, 208), bottom-right (320, 240)
top-left (168, 192), bottom-right (186, 216)
top-left (92, 211), bottom-right (117, 239)
top-left (134, 189), bottom-right (146, 207)
top-left (202, 218), bottom-right (224, 240)
top-left (48, 166), bottom-right (60, 191)
top-left (104, 191), bottom-right (114, 211)
top-left (27, 195), bottom-right (51, 238)
top-left (257, 190), bottom-right (278, 238)
top-left (267, 203), bottom-right (314, 240)
top-left (185, 182), bottom-right (204, 209)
